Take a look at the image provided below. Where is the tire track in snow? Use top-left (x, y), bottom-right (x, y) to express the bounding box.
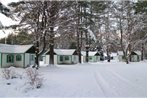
top-left (93, 71), bottom-right (119, 97)
top-left (106, 69), bottom-right (147, 96)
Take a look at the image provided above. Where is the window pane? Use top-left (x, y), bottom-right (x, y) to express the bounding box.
top-left (7, 54), bottom-right (14, 63)
top-left (16, 54), bottom-right (21, 61)
top-left (31, 55), bottom-right (34, 61)
top-left (89, 57), bottom-right (92, 60)
top-left (60, 56), bottom-right (63, 61)
top-left (65, 56), bottom-right (69, 60)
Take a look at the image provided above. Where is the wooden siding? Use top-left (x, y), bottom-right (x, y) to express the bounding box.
top-left (82, 56), bottom-right (100, 62)
top-left (45, 55), bottom-right (77, 65)
top-left (24, 53), bottom-right (35, 67)
top-left (14, 54), bottom-right (24, 67)
top-left (0, 53), bottom-right (1, 67)
top-left (57, 55), bottom-right (72, 64)
top-left (1, 53), bottom-right (24, 68)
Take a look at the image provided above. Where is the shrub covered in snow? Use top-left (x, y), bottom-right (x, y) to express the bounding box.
top-left (1, 67), bottom-right (17, 80)
top-left (25, 67), bottom-right (43, 89)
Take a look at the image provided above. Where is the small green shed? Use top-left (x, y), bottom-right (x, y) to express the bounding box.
top-left (0, 44), bottom-right (36, 68)
top-left (81, 51), bottom-right (100, 63)
top-left (130, 51), bottom-right (141, 62)
top-left (45, 49), bottom-right (78, 65)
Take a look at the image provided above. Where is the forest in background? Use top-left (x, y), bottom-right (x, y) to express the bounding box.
top-left (0, 0), bottom-right (147, 66)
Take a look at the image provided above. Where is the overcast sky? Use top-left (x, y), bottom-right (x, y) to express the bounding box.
top-left (0, 0), bottom-right (19, 38)
top-left (0, 0), bottom-right (19, 6)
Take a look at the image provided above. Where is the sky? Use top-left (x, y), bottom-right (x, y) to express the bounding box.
top-left (0, 0), bottom-right (19, 39)
top-left (0, 0), bottom-right (19, 6)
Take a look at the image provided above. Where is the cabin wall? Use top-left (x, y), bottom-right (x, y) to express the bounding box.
top-left (14, 54), bottom-right (24, 67)
top-left (131, 55), bottom-right (137, 62)
top-left (139, 55), bottom-right (141, 61)
top-left (45, 55), bottom-right (49, 64)
top-left (2, 53), bottom-right (13, 68)
top-left (89, 56), bottom-right (96, 62)
top-left (112, 55), bottom-right (118, 60)
top-left (82, 56), bottom-right (86, 63)
top-left (72, 55), bottom-right (78, 64)
top-left (89, 56), bottom-right (93, 62)
top-left (40, 55), bottom-right (46, 64)
top-left (82, 55), bottom-right (100, 63)
top-left (94, 56), bottom-right (98, 62)
top-left (118, 55), bottom-right (123, 61)
top-left (45, 55), bottom-right (78, 65)
top-left (45, 55), bottom-right (57, 65)
top-left (0, 53), bottom-right (1, 67)
top-left (30, 54), bottom-right (35, 65)
top-left (57, 55), bottom-right (72, 64)
top-left (81, 56), bottom-right (84, 63)
top-left (131, 55), bottom-right (141, 62)
top-left (94, 56), bottom-right (100, 62)
top-left (25, 53), bottom-right (30, 67)
top-left (54, 55), bottom-right (57, 64)
top-left (97, 56), bottom-right (100, 61)
top-left (25, 53), bottom-right (35, 67)
top-left (1, 53), bottom-right (25, 68)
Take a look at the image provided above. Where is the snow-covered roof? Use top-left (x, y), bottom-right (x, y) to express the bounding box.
top-left (117, 51), bottom-right (123, 55)
top-left (54, 49), bottom-right (76, 55)
top-left (81, 51), bottom-right (99, 56)
top-left (134, 51), bottom-right (141, 55)
top-left (0, 44), bottom-right (33, 53)
top-left (110, 53), bottom-right (117, 57)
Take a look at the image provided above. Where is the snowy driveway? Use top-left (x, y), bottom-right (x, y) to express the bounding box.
top-left (1, 61), bottom-right (147, 97)
top-left (36, 62), bottom-right (147, 97)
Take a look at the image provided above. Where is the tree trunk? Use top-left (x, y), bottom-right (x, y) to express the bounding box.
top-left (106, 45), bottom-right (110, 62)
top-left (84, 5), bottom-right (89, 63)
top-left (49, 27), bottom-right (54, 65)
top-left (38, 1), bottom-right (47, 58)
top-left (77, 2), bottom-right (81, 63)
top-left (120, 18), bottom-right (129, 64)
top-left (141, 43), bottom-right (144, 61)
top-left (33, 40), bottom-right (39, 69)
top-left (86, 46), bottom-right (89, 63)
top-left (128, 44), bottom-right (131, 62)
top-left (85, 30), bottom-right (89, 63)
top-left (125, 50), bottom-right (129, 64)
top-left (48, 1), bottom-right (59, 65)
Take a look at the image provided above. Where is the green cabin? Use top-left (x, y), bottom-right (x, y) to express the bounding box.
top-left (81, 51), bottom-right (100, 63)
top-left (130, 51), bottom-right (141, 62)
top-left (45, 49), bottom-right (78, 65)
top-left (117, 51), bottom-right (141, 62)
top-left (0, 44), bottom-right (35, 68)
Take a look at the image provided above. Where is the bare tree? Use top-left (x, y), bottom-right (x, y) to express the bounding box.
top-left (113, 1), bottom-right (145, 63)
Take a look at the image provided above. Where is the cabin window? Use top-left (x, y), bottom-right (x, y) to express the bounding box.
top-left (65, 56), bottom-right (69, 60)
top-left (60, 56), bottom-right (63, 61)
top-left (89, 57), bottom-right (92, 60)
top-left (30, 55), bottom-right (34, 61)
top-left (7, 54), bottom-right (14, 63)
top-left (16, 54), bottom-right (21, 61)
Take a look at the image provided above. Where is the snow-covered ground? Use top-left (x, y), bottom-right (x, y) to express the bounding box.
top-left (0, 61), bottom-right (147, 97)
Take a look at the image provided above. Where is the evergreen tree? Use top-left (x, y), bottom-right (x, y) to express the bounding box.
top-left (69, 41), bottom-right (77, 49)
top-left (135, 1), bottom-right (147, 14)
